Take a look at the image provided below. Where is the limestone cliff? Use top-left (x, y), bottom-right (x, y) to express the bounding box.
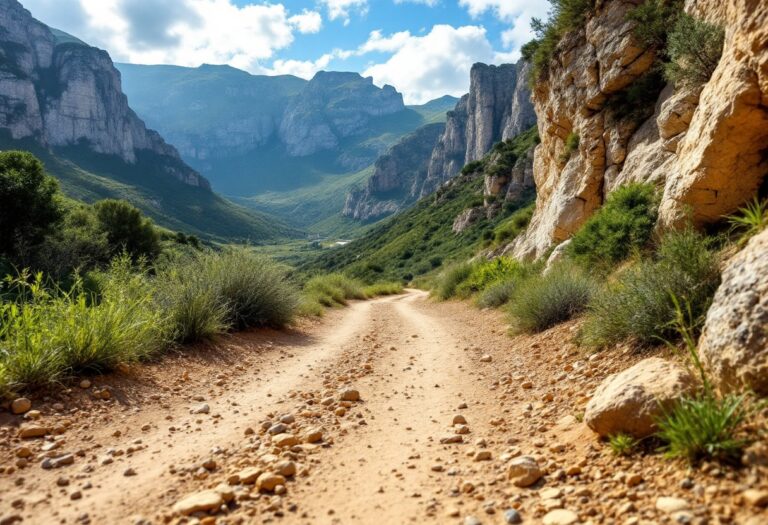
top-left (426, 62), bottom-right (536, 194)
top-left (279, 72), bottom-right (405, 158)
top-left (0, 0), bottom-right (208, 189)
top-left (512, 0), bottom-right (768, 259)
top-left (342, 123), bottom-right (445, 221)
top-left (345, 60), bottom-right (536, 222)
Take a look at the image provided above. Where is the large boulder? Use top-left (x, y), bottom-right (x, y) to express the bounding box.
top-left (585, 357), bottom-right (696, 438)
top-left (699, 229), bottom-right (768, 395)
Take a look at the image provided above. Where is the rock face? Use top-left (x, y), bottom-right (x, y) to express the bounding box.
top-left (279, 71), bottom-right (404, 157)
top-left (0, 0), bottom-right (208, 188)
top-left (345, 61), bottom-right (536, 222)
top-left (585, 357), bottom-right (696, 438)
top-left (699, 229), bottom-right (768, 395)
top-left (343, 123), bottom-right (445, 221)
top-left (512, 0), bottom-right (768, 259)
top-left (426, 62), bottom-right (536, 194)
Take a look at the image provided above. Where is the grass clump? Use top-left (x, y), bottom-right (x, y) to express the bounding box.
top-left (608, 433), bottom-right (638, 457)
top-left (493, 203), bottom-right (535, 246)
top-left (728, 197), bottom-right (768, 246)
top-left (657, 394), bottom-right (748, 463)
top-left (363, 282), bottom-right (404, 297)
top-left (508, 264), bottom-right (595, 334)
top-left (664, 13), bottom-right (724, 87)
top-left (434, 262), bottom-right (475, 301)
top-left (559, 132), bottom-right (580, 163)
top-left (567, 183), bottom-right (659, 268)
top-left (0, 260), bottom-right (167, 389)
top-left (456, 257), bottom-right (524, 298)
top-left (301, 274), bottom-right (367, 314)
top-left (580, 229), bottom-right (721, 349)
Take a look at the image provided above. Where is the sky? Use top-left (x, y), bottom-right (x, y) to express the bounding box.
top-left (20, 0), bottom-right (549, 104)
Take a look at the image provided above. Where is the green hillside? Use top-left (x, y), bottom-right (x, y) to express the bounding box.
top-left (301, 128), bottom-right (539, 282)
top-left (0, 133), bottom-right (296, 243)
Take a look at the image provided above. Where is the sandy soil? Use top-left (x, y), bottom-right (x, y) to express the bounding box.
top-left (0, 291), bottom-right (765, 525)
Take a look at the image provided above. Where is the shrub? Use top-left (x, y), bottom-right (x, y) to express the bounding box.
top-left (155, 258), bottom-right (229, 344)
top-left (94, 199), bottom-right (161, 261)
top-left (195, 250), bottom-right (298, 329)
top-left (363, 282), bottom-right (404, 297)
top-left (627, 0), bottom-right (684, 49)
top-left (567, 183), bottom-right (659, 268)
top-left (456, 257), bottom-right (524, 297)
top-left (609, 433), bottom-right (638, 457)
top-left (0, 151), bottom-right (62, 260)
top-left (302, 274), bottom-right (367, 314)
top-left (664, 13), bottom-right (724, 87)
top-left (494, 204), bottom-right (535, 246)
top-left (0, 260), bottom-right (168, 388)
top-left (560, 132), bottom-right (580, 163)
top-left (476, 261), bottom-right (541, 309)
top-left (580, 229), bottom-right (721, 348)
top-left (508, 264), bottom-right (595, 334)
top-left (461, 160), bottom-right (483, 175)
top-left (656, 394), bottom-right (748, 463)
top-left (434, 262), bottom-right (475, 300)
top-left (728, 197), bottom-right (768, 246)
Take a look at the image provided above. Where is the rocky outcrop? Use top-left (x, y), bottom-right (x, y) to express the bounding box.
top-left (512, 0), bottom-right (768, 259)
top-left (699, 229), bottom-right (768, 395)
top-left (585, 357), bottom-right (696, 438)
top-left (342, 123), bottom-right (444, 221)
top-left (425, 62), bottom-right (536, 194)
top-left (0, 0), bottom-right (208, 188)
top-left (279, 72), bottom-right (404, 157)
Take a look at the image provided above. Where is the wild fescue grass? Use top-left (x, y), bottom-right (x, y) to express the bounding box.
top-left (609, 433), bottom-right (638, 457)
top-left (434, 262), bottom-right (475, 300)
top-left (0, 260), bottom-right (167, 389)
top-left (580, 230), bottom-right (720, 349)
top-left (507, 264), bottom-right (595, 334)
top-left (653, 298), bottom-right (750, 464)
top-left (157, 250), bottom-right (299, 340)
top-left (728, 197), bottom-right (768, 246)
top-left (475, 261), bottom-right (541, 309)
top-left (362, 282), bottom-right (404, 297)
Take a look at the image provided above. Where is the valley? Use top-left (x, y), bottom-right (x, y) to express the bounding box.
top-left (1, 0), bottom-right (768, 523)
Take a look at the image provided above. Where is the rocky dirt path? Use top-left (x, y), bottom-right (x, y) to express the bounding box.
top-left (1, 291), bottom-right (766, 525)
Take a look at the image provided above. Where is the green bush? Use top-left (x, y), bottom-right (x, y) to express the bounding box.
top-left (627, 0), bottom-right (684, 49)
top-left (656, 394), bottom-right (748, 463)
top-left (94, 199), bottom-right (161, 261)
top-left (476, 262), bottom-right (542, 309)
top-left (155, 258), bottom-right (229, 344)
top-left (580, 229), bottom-right (721, 348)
top-left (363, 282), bottom-right (404, 297)
top-left (567, 183), bottom-right (659, 268)
top-left (508, 264), bottom-right (595, 334)
top-left (0, 151), bottom-right (62, 260)
top-left (494, 204), bottom-right (535, 246)
top-left (434, 262), bottom-right (475, 300)
top-left (0, 259), bottom-right (168, 389)
top-left (301, 273), bottom-right (367, 314)
top-left (664, 13), bottom-right (724, 87)
top-left (456, 257), bottom-right (525, 297)
top-left (196, 250), bottom-right (298, 329)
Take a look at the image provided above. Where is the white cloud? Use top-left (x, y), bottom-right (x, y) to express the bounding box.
top-left (357, 30), bottom-right (413, 54)
top-left (394, 0), bottom-right (439, 6)
top-left (318, 0), bottom-right (368, 25)
top-left (21, 0), bottom-right (322, 72)
top-left (289, 10), bottom-right (323, 34)
top-left (362, 25), bottom-right (496, 104)
top-left (459, 0), bottom-right (548, 51)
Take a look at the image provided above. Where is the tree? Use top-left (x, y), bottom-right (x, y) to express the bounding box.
top-left (0, 151), bottom-right (62, 260)
top-left (93, 199), bottom-right (161, 261)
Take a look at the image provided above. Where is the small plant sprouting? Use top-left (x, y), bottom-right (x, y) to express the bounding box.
top-left (560, 132), bottom-right (580, 164)
top-left (609, 433), bottom-right (638, 457)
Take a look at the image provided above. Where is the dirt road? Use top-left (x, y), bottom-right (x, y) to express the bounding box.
top-left (1, 291), bottom-right (764, 524)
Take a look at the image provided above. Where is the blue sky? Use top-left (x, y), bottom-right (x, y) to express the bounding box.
top-left (21, 0), bottom-right (548, 103)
